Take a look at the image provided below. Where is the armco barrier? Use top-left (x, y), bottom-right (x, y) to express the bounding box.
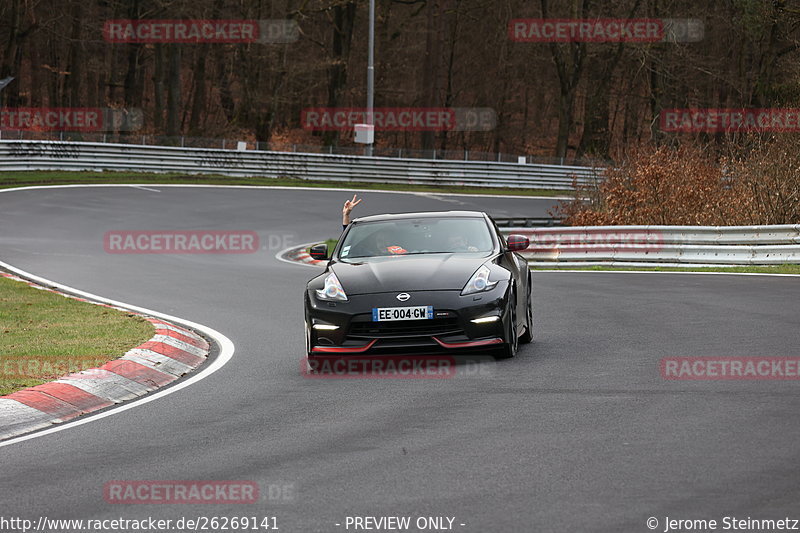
top-left (0, 140), bottom-right (601, 191)
top-left (500, 225), bottom-right (800, 266)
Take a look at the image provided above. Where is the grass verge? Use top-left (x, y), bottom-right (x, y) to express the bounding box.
top-left (529, 264), bottom-right (800, 274)
top-left (0, 275), bottom-right (154, 396)
top-left (0, 170), bottom-right (567, 197)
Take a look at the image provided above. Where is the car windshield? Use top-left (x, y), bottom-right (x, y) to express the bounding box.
top-left (338, 217), bottom-right (494, 260)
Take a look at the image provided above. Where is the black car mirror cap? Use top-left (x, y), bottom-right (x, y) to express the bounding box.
top-left (506, 234), bottom-right (530, 252)
top-left (310, 243), bottom-right (329, 260)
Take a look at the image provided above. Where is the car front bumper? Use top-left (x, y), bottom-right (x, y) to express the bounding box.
top-left (304, 283), bottom-right (509, 354)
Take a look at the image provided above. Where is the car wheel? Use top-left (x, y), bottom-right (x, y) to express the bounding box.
top-left (496, 288), bottom-right (518, 359)
top-left (519, 276), bottom-right (533, 344)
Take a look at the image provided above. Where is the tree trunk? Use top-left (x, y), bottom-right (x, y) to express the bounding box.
top-left (0, 0), bottom-right (22, 107)
top-left (28, 38), bottom-right (42, 107)
top-left (541, 0), bottom-right (589, 160)
top-left (576, 0), bottom-right (641, 159)
top-left (123, 0), bottom-right (143, 109)
top-left (440, 0), bottom-right (459, 152)
top-left (420, 0), bottom-right (443, 152)
top-left (323, 1), bottom-right (357, 146)
top-left (166, 44), bottom-right (181, 137)
top-left (647, 0), bottom-right (666, 145)
top-left (188, 45), bottom-right (208, 135)
top-left (105, 1), bottom-right (122, 105)
top-left (153, 44), bottom-right (166, 131)
top-left (213, 49), bottom-right (235, 124)
top-left (555, 85), bottom-right (576, 159)
top-left (66, 2), bottom-right (83, 108)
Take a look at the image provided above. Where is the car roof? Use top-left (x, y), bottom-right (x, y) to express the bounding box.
top-left (351, 211), bottom-right (489, 224)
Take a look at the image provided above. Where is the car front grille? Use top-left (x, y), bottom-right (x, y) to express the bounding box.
top-left (347, 317), bottom-right (463, 339)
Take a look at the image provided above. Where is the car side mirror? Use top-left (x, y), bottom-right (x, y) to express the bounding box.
top-left (506, 234), bottom-right (530, 252)
top-left (309, 243), bottom-right (329, 260)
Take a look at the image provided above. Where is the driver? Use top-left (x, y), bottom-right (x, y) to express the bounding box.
top-left (447, 234), bottom-right (479, 252)
top-left (372, 230), bottom-right (407, 255)
top-left (342, 194), bottom-right (362, 231)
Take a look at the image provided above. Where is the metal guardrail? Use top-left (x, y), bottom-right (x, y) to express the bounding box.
top-left (0, 129), bottom-right (609, 167)
top-left (500, 225), bottom-right (800, 266)
top-left (0, 140), bottom-right (602, 191)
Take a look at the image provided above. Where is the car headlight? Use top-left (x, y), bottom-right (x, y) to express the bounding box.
top-left (316, 272), bottom-right (348, 301)
top-left (461, 264), bottom-right (498, 295)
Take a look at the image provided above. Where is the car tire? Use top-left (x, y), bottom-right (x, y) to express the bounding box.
top-left (519, 275), bottom-right (533, 344)
top-left (495, 288), bottom-right (518, 359)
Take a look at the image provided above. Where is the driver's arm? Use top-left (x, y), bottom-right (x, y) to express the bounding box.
top-left (342, 194), bottom-right (362, 230)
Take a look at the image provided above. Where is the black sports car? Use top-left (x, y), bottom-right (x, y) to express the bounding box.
top-left (304, 211), bottom-right (532, 358)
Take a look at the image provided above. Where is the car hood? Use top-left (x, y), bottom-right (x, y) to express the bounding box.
top-left (332, 254), bottom-right (491, 294)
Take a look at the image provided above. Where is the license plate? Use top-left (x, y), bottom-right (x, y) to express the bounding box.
top-left (372, 306), bottom-right (433, 322)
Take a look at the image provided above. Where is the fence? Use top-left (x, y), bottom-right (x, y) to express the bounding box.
top-left (0, 139), bottom-right (602, 191)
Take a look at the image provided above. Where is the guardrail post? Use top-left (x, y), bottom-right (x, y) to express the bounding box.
top-left (181, 136), bottom-right (184, 147)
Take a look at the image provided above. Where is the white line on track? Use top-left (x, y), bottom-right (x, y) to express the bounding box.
top-left (128, 185), bottom-right (161, 192)
top-left (0, 259), bottom-right (235, 449)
